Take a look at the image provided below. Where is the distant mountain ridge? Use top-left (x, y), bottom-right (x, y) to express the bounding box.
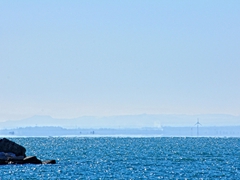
top-left (0, 114), bottom-right (240, 129)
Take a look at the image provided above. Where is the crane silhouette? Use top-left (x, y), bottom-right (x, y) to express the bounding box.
top-left (195, 119), bottom-right (202, 137)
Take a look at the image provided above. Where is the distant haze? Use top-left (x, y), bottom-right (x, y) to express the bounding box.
top-left (0, 114), bottom-right (240, 129)
top-left (0, 1), bottom-right (240, 124)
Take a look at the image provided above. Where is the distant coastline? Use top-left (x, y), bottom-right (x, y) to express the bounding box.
top-left (1, 126), bottom-right (240, 137)
top-left (1, 114), bottom-right (240, 129)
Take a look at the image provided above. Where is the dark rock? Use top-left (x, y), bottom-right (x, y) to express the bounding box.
top-left (8, 161), bottom-right (16, 164)
top-left (8, 160), bottom-right (24, 164)
top-left (0, 160), bottom-right (7, 165)
top-left (0, 152), bottom-right (7, 160)
top-left (0, 138), bottom-right (56, 165)
top-left (7, 155), bottom-right (24, 161)
top-left (0, 138), bottom-right (26, 157)
top-left (3, 155), bottom-right (23, 164)
top-left (42, 160), bottom-right (56, 164)
top-left (23, 156), bottom-right (42, 164)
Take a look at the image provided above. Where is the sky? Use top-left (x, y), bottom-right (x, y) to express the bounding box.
top-left (0, 1), bottom-right (240, 122)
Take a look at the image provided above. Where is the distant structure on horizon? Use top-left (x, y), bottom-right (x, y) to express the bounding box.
top-left (195, 119), bottom-right (202, 137)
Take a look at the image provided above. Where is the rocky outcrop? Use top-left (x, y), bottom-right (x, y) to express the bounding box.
top-left (0, 138), bottom-right (26, 157)
top-left (0, 138), bottom-right (56, 165)
top-left (42, 159), bottom-right (56, 164)
top-left (23, 156), bottom-right (42, 164)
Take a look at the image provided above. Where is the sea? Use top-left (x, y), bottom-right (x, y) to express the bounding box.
top-left (0, 137), bottom-right (240, 179)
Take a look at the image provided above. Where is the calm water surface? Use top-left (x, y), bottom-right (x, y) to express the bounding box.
top-left (0, 137), bottom-right (240, 179)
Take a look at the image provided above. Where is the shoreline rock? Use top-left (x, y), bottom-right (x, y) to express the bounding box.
top-left (0, 138), bottom-right (26, 157)
top-left (0, 138), bottom-right (56, 165)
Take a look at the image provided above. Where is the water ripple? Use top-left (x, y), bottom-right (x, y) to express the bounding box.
top-left (1, 137), bottom-right (239, 179)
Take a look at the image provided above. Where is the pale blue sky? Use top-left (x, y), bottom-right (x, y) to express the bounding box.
top-left (0, 1), bottom-right (240, 121)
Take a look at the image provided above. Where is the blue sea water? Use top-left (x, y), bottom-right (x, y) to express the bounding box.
top-left (0, 137), bottom-right (240, 179)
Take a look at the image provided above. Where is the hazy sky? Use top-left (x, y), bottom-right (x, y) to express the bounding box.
top-left (0, 1), bottom-right (240, 121)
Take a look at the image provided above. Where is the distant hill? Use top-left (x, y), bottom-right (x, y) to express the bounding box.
top-left (0, 114), bottom-right (240, 129)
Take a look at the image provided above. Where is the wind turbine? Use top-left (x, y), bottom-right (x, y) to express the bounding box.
top-left (195, 119), bottom-right (202, 137)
